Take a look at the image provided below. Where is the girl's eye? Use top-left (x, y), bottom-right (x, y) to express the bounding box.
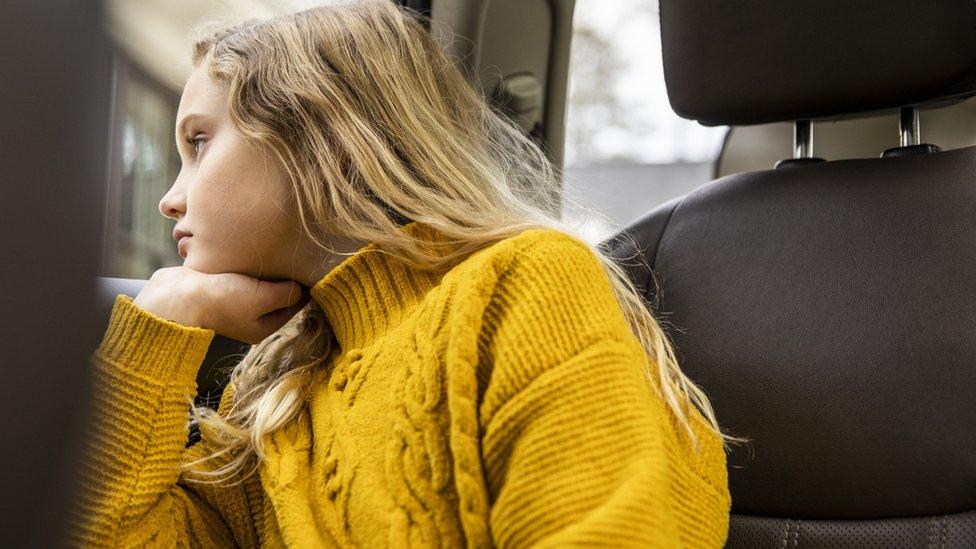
top-left (185, 136), bottom-right (206, 156)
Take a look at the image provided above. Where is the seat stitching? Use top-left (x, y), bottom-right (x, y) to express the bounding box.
top-left (648, 195), bottom-right (686, 272)
top-left (645, 196), bottom-right (686, 310)
top-left (779, 518), bottom-right (790, 549)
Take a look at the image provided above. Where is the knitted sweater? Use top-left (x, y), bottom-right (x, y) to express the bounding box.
top-left (68, 221), bottom-right (731, 548)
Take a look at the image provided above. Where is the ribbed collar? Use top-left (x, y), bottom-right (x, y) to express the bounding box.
top-left (310, 221), bottom-right (452, 351)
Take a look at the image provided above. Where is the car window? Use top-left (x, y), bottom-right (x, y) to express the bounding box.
top-left (563, 0), bottom-right (728, 244)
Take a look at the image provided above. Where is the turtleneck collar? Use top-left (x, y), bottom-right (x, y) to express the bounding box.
top-left (309, 221), bottom-right (451, 351)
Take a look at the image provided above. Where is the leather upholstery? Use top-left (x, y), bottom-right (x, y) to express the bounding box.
top-left (659, 0), bottom-right (976, 126)
top-left (728, 510), bottom-right (976, 548)
top-left (599, 146), bottom-right (976, 546)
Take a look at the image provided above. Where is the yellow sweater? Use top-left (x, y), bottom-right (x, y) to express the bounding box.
top-left (68, 221), bottom-right (730, 548)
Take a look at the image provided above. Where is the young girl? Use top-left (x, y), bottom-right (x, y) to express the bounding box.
top-left (69, 1), bottom-right (742, 546)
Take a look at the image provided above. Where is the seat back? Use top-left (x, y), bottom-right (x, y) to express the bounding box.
top-left (601, 1), bottom-right (976, 546)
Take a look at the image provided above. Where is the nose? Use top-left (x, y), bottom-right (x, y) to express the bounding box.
top-left (158, 183), bottom-right (185, 222)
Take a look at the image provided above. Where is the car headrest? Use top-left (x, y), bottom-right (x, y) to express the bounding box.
top-left (660, 0), bottom-right (976, 127)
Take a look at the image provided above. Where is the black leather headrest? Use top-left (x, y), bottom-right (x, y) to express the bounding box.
top-left (660, 0), bottom-right (976, 126)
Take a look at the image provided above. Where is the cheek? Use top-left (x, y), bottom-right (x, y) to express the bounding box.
top-left (190, 148), bottom-right (295, 254)
top-left (205, 184), bottom-right (294, 252)
top-left (191, 161), bottom-right (265, 230)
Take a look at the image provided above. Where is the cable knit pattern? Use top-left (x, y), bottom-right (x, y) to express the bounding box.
top-left (67, 221), bottom-right (731, 547)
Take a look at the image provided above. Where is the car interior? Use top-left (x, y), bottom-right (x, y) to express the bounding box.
top-left (89, 0), bottom-right (976, 547)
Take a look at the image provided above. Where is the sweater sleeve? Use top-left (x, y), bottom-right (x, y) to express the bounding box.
top-left (66, 294), bottom-right (260, 548)
top-left (477, 232), bottom-right (713, 547)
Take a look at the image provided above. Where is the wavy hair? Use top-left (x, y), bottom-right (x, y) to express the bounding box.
top-left (179, 0), bottom-right (749, 486)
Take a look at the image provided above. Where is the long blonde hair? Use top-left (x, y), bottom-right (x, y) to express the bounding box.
top-left (180, 0), bottom-right (749, 486)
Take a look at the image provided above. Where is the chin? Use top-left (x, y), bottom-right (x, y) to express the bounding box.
top-left (180, 255), bottom-right (217, 274)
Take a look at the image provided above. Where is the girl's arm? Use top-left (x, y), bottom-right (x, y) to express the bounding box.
top-left (484, 338), bottom-right (694, 547)
top-left (66, 294), bottom-right (260, 547)
top-left (478, 234), bottom-right (730, 548)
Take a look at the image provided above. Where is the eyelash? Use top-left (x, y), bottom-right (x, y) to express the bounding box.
top-left (184, 136), bottom-right (206, 155)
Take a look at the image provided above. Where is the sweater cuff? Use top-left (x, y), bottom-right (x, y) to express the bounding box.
top-left (95, 293), bottom-right (215, 382)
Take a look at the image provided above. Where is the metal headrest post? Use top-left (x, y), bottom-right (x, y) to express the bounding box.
top-left (899, 106), bottom-right (920, 147)
top-left (882, 105), bottom-right (942, 158)
top-left (794, 120), bottom-right (813, 159)
top-left (774, 119), bottom-right (825, 169)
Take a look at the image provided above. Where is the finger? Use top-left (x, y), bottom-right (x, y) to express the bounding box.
top-left (294, 284), bottom-right (312, 308)
top-left (280, 292), bottom-right (311, 319)
top-left (259, 288), bottom-right (310, 325)
top-left (256, 280), bottom-right (306, 315)
top-left (255, 302), bottom-right (305, 339)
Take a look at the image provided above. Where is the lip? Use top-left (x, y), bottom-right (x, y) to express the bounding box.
top-left (173, 228), bottom-right (192, 241)
top-left (178, 236), bottom-right (191, 259)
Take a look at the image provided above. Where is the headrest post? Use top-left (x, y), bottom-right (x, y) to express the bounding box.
top-left (899, 106), bottom-right (920, 147)
top-left (794, 120), bottom-right (813, 159)
top-left (882, 105), bottom-right (941, 157)
top-left (775, 119), bottom-right (825, 169)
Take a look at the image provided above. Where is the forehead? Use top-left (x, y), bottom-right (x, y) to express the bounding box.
top-left (176, 67), bottom-right (228, 123)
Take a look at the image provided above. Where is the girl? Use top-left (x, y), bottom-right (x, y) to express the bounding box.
top-left (69, 1), bottom-right (742, 546)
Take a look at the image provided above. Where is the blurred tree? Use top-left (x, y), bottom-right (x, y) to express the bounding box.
top-left (565, 23), bottom-right (648, 167)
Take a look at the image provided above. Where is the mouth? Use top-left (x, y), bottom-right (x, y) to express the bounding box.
top-left (178, 236), bottom-right (191, 259)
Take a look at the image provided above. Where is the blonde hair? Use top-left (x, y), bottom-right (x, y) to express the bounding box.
top-left (180, 0), bottom-right (749, 486)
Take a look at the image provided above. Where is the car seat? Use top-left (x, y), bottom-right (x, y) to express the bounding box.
top-left (598, 1), bottom-right (976, 546)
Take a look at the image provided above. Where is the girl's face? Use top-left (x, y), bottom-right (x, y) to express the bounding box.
top-left (160, 66), bottom-right (365, 288)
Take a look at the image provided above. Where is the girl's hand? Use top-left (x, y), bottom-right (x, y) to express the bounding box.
top-left (133, 266), bottom-right (312, 344)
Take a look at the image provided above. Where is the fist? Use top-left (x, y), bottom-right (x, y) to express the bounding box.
top-left (133, 266), bottom-right (312, 345)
